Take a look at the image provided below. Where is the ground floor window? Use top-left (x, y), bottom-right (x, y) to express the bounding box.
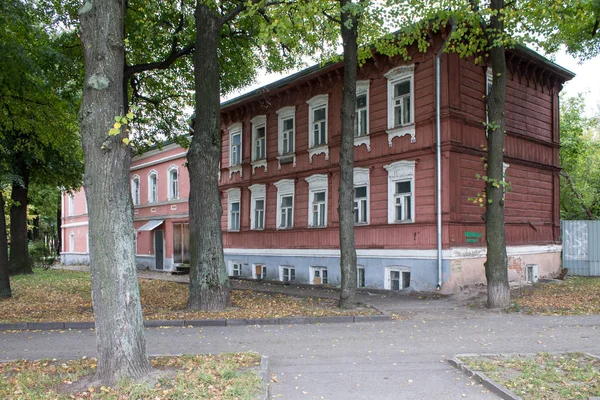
top-left (280, 266), bottom-right (295, 282)
top-left (310, 266), bottom-right (328, 285)
top-left (229, 261), bottom-right (243, 277)
top-left (385, 267), bottom-right (410, 290)
top-left (173, 223), bottom-right (190, 264)
top-left (357, 266), bottom-right (365, 288)
top-left (253, 264), bottom-right (267, 280)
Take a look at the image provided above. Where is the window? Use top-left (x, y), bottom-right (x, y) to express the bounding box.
top-left (385, 65), bottom-right (416, 145)
top-left (307, 94), bottom-right (329, 162)
top-left (229, 261), bottom-right (243, 277)
top-left (384, 160), bottom-right (415, 224)
top-left (253, 264), bottom-right (267, 280)
top-left (385, 267), bottom-right (411, 290)
top-left (354, 186), bottom-right (368, 224)
top-left (131, 176), bottom-right (140, 205)
top-left (310, 266), bottom-right (328, 285)
top-left (69, 232), bottom-right (75, 252)
top-left (280, 266), bottom-right (296, 282)
top-left (249, 184), bottom-right (266, 230)
top-left (167, 166), bottom-right (179, 200)
top-left (173, 223), bottom-right (190, 264)
top-left (251, 115), bottom-right (266, 161)
top-left (277, 107), bottom-right (295, 155)
top-left (275, 179), bottom-right (294, 229)
top-left (226, 188), bottom-right (241, 231)
top-left (229, 123), bottom-right (242, 167)
top-left (148, 171), bottom-right (158, 203)
top-left (68, 194), bottom-right (75, 216)
top-left (357, 266), bottom-right (365, 288)
top-left (355, 81), bottom-right (369, 137)
top-left (306, 174), bottom-right (328, 228)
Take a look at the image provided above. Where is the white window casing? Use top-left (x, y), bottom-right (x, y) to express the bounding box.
top-left (276, 106), bottom-right (296, 169)
top-left (275, 179), bottom-right (294, 229)
top-left (131, 175), bottom-right (140, 205)
top-left (309, 266), bottom-right (328, 285)
top-left (249, 184), bottom-right (266, 230)
top-left (279, 265), bottom-right (296, 282)
top-left (353, 168), bottom-right (370, 225)
top-left (252, 263), bottom-right (267, 279)
top-left (357, 265), bottom-right (366, 288)
top-left (355, 80), bottom-right (371, 151)
top-left (385, 65), bottom-right (416, 146)
top-left (226, 188), bottom-right (241, 231)
top-left (229, 260), bottom-right (243, 277)
top-left (68, 194), bottom-right (75, 216)
top-left (251, 115), bottom-right (267, 174)
top-left (384, 160), bottom-right (416, 224)
top-left (305, 174), bottom-right (328, 228)
top-left (384, 266), bottom-right (411, 290)
top-left (167, 165), bottom-right (179, 200)
top-left (306, 94), bottom-right (329, 162)
top-left (228, 123), bottom-right (243, 178)
top-left (148, 170), bottom-right (158, 203)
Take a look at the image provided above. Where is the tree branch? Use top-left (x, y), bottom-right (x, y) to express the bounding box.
top-left (125, 43), bottom-right (195, 79)
top-left (560, 170), bottom-right (595, 219)
top-left (592, 17), bottom-right (599, 38)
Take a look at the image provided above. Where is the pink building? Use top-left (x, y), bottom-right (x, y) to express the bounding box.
top-left (61, 33), bottom-right (573, 293)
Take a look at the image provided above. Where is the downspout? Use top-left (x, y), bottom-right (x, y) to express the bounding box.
top-left (435, 19), bottom-right (456, 291)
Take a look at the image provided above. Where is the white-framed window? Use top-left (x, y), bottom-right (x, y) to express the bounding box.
top-left (353, 168), bottom-right (370, 225)
top-left (226, 188), bottom-right (241, 231)
top-left (277, 106), bottom-right (295, 155)
top-left (357, 265), bottom-right (365, 288)
top-left (275, 179), bottom-right (294, 229)
top-left (229, 261), bottom-right (243, 277)
top-left (279, 265), bottom-right (296, 282)
top-left (385, 65), bottom-right (416, 145)
top-left (355, 80), bottom-right (370, 137)
top-left (131, 175), bottom-right (140, 205)
top-left (148, 170), bottom-right (158, 203)
top-left (252, 264), bottom-right (267, 280)
top-left (69, 232), bottom-right (75, 252)
top-left (307, 94), bottom-right (328, 148)
top-left (249, 184), bottom-right (266, 230)
top-left (167, 165), bottom-right (179, 200)
top-left (229, 123), bottom-right (242, 167)
top-left (310, 266), bottom-right (328, 285)
top-left (385, 266), bottom-right (411, 290)
top-left (305, 174), bottom-right (328, 228)
top-left (384, 160), bottom-right (415, 224)
top-left (68, 194), bottom-right (75, 216)
top-left (251, 115), bottom-right (267, 161)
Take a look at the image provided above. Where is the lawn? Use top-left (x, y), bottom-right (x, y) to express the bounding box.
top-left (461, 352), bottom-right (600, 400)
top-left (0, 353), bottom-right (263, 399)
top-left (512, 277), bottom-right (600, 315)
top-left (0, 269), bottom-right (375, 323)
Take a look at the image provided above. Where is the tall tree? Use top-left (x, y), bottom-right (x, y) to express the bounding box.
top-left (78, 0), bottom-right (151, 384)
top-left (0, 189), bottom-right (10, 299)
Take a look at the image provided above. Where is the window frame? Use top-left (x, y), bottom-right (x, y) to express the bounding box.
top-left (249, 184), bottom-right (266, 230)
top-left (279, 265), bottom-right (296, 282)
top-left (251, 115), bottom-right (267, 162)
top-left (229, 260), bottom-right (243, 277)
top-left (355, 80), bottom-right (370, 139)
top-left (384, 160), bottom-right (416, 224)
top-left (353, 168), bottom-right (370, 225)
top-left (148, 170), bottom-right (158, 204)
top-left (305, 174), bottom-right (328, 228)
top-left (385, 266), bottom-right (411, 290)
top-left (357, 265), bottom-right (365, 288)
top-left (276, 106), bottom-right (296, 156)
top-left (226, 188), bottom-right (241, 232)
top-left (252, 263), bottom-right (267, 280)
top-left (274, 179), bottom-right (295, 230)
top-left (131, 175), bottom-right (140, 206)
top-left (68, 193), bottom-right (75, 216)
top-left (310, 266), bottom-right (328, 285)
top-left (228, 122), bottom-right (243, 168)
top-left (167, 165), bottom-right (179, 200)
top-left (385, 65), bottom-right (416, 146)
top-left (306, 94), bottom-right (330, 162)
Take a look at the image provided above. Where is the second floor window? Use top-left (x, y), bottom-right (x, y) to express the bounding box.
top-left (355, 81), bottom-right (370, 137)
top-left (275, 179), bottom-right (294, 229)
top-left (394, 181), bottom-right (412, 222)
top-left (68, 194), bottom-right (75, 216)
top-left (168, 168), bottom-right (179, 200)
top-left (312, 191), bottom-right (326, 227)
top-left (230, 130), bottom-right (242, 166)
top-left (354, 186), bottom-right (368, 224)
top-left (254, 199), bottom-right (265, 230)
top-left (230, 201), bottom-right (240, 231)
top-left (306, 174), bottom-right (328, 228)
top-left (384, 160), bottom-right (415, 224)
top-left (280, 195), bottom-right (293, 229)
top-left (282, 118), bottom-right (294, 154)
top-left (148, 172), bottom-right (158, 203)
top-left (132, 177), bottom-right (140, 205)
top-left (393, 80), bottom-right (411, 127)
top-left (307, 95), bottom-right (328, 149)
top-left (251, 115), bottom-right (267, 161)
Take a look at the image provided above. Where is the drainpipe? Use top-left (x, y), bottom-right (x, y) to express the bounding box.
top-left (435, 19), bottom-right (456, 291)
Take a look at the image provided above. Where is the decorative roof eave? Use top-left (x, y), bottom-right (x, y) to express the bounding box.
top-left (507, 45), bottom-right (576, 89)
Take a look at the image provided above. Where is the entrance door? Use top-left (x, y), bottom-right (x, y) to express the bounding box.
top-left (154, 230), bottom-right (164, 270)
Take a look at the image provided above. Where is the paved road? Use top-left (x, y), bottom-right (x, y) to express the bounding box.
top-left (2, 306), bottom-right (599, 399)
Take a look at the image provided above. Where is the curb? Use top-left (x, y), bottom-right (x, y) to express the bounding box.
top-left (0, 312), bottom-right (392, 332)
top-left (448, 356), bottom-right (520, 400)
top-left (258, 355), bottom-right (270, 400)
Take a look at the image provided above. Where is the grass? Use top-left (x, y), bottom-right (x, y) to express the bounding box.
top-left (0, 269), bottom-right (375, 323)
top-left (512, 277), bottom-right (600, 315)
top-left (462, 352), bottom-right (600, 400)
top-left (0, 353), bottom-right (262, 399)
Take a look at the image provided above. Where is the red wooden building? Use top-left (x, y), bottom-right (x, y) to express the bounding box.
top-left (61, 31), bottom-right (573, 293)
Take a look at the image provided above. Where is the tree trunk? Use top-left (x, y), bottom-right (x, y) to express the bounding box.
top-left (32, 216), bottom-right (40, 241)
top-left (0, 191), bottom-right (11, 299)
top-left (9, 166), bottom-right (32, 275)
top-left (338, 0), bottom-right (359, 309)
top-left (78, 0), bottom-right (151, 384)
top-left (186, 4), bottom-right (230, 311)
top-left (56, 197), bottom-right (61, 256)
top-left (485, 0), bottom-right (510, 309)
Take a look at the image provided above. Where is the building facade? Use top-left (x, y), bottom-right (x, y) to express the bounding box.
top-left (61, 33), bottom-right (573, 293)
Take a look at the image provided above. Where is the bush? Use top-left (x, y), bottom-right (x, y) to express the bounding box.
top-left (29, 240), bottom-right (55, 270)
